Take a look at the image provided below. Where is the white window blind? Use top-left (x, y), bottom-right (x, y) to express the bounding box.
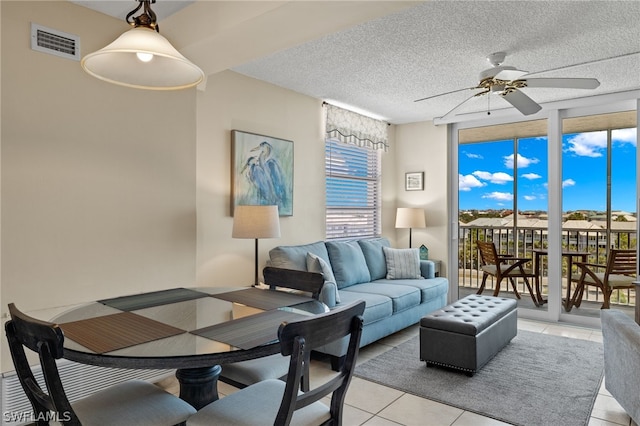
top-left (325, 139), bottom-right (381, 239)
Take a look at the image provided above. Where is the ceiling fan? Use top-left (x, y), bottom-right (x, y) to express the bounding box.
top-left (415, 52), bottom-right (600, 117)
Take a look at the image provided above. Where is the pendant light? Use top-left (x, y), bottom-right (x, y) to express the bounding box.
top-left (81, 0), bottom-right (204, 90)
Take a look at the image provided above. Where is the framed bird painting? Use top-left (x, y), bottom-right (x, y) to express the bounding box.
top-left (231, 130), bottom-right (294, 216)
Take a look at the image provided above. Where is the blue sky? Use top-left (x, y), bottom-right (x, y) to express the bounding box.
top-left (459, 128), bottom-right (638, 213)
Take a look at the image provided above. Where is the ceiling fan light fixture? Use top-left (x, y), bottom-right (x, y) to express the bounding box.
top-left (81, 0), bottom-right (204, 90)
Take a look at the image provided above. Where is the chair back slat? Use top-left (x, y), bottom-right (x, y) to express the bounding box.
top-left (607, 249), bottom-right (637, 276)
top-left (569, 249), bottom-right (637, 310)
top-left (274, 300), bottom-right (365, 426)
top-left (5, 303), bottom-right (80, 425)
top-left (477, 241), bottom-right (499, 266)
top-left (263, 267), bottom-right (325, 299)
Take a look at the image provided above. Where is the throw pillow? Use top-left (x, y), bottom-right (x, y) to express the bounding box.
top-left (306, 253), bottom-right (341, 304)
top-left (383, 247), bottom-right (422, 279)
top-left (269, 241), bottom-right (331, 271)
top-left (326, 240), bottom-right (372, 288)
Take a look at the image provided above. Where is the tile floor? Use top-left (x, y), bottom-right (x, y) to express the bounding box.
top-left (163, 318), bottom-right (637, 426)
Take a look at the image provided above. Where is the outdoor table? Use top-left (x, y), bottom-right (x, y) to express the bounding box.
top-left (532, 249), bottom-right (589, 310)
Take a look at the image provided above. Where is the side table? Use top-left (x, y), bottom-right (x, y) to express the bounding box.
top-left (429, 259), bottom-right (441, 277)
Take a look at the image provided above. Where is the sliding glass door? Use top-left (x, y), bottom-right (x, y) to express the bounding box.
top-left (561, 114), bottom-right (637, 318)
top-left (453, 108), bottom-right (637, 323)
top-left (458, 132), bottom-right (548, 310)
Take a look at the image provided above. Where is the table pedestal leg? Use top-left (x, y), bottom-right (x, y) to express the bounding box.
top-left (176, 365), bottom-right (222, 410)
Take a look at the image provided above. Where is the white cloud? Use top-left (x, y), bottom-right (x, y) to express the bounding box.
top-left (566, 132), bottom-right (606, 157)
top-left (523, 195), bottom-right (537, 201)
top-left (464, 152), bottom-right (484, 159)
top-left (482, 192), bottom-right (514, 201)
top-left (613, 128), bottom-right (637, 146)
top-left (504, 153), bottom-right (539, 168)
top-left (459, 173), bottom-right (485, 191)
top-left (472, 171), bottom-right (513, 184)
top-left (562, 178), bottom-right (576, 188)
top-left (522, 173), bottom-right (542, 180)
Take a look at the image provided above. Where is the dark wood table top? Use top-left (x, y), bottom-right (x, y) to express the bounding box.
top-left (532, 249), bottom-right (590, 256)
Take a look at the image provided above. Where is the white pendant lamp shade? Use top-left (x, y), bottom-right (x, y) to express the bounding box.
top-left (81, 27), bottom-right (204, 90)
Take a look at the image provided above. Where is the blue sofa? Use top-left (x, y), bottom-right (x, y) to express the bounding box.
top-left (268, 237), bottom-right (449, 364)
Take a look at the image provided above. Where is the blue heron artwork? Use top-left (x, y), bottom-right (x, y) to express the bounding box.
top-left (232, 130), bottom-right (294, 216)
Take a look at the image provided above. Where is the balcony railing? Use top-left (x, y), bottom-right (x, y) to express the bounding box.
top-left (458, 225), bottom-right (637, 308)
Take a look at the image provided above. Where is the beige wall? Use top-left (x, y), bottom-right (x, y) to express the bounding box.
top-left (195, 70), bottom-right (327, 286)
top-left (1, 2), bottom-right (198, 369)
top-left (394, 122), bottom-right (449, 272)
top-left (192, 69), bottom-right (449, 287)
top-left (0, 1), bottom-right (450, 372)
top-left (193, 71), bottom-right (419, 286)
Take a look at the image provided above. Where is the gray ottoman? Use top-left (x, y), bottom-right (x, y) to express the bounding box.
top-left (419, 294), bottom-right (517, 376)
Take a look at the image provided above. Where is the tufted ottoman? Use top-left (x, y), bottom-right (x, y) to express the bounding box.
top-left (419, 294), bottom-right (517, 376)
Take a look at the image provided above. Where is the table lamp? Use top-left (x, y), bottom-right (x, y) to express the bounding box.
top-left (232, 205), bottom-right (281, 286)
top-left (395, 207), bottom-right (426, 248)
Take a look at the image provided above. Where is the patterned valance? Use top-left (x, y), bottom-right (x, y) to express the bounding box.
top-left (325, 103), bottom-right (389, 151)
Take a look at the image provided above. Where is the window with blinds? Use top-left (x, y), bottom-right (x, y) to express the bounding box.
top-left (325, 139), bottom-right (381, 239)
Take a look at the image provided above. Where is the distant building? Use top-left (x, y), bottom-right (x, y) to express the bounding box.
top-left (462, 213), bottom-right (636, 250)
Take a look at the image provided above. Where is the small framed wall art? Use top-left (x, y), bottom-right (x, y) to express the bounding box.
top-left (405, 172), bottom-right (424, 191)
top-left (231, 130), bottom-right (294, 216)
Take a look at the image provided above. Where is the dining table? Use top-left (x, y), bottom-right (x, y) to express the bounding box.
top-left (532, 249), bottom-right (589, 310)
top-left (52, 286), bottom-right (328, 409)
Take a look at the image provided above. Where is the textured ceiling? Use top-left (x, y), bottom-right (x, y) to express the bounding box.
top-left (231, 1), bottom-right (640, 124)
top-left (73, 1), bottom-right (640, 125)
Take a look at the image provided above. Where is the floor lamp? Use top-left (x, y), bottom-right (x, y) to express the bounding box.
top-left (395, 207), bottom-right (426, 248)
top-left (232, 205), bottom-right (281, 286)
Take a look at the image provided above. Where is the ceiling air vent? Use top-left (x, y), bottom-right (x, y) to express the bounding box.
top-left (31, 23), bottom-right (80, 61)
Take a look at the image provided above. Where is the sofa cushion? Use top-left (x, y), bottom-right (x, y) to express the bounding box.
top-left (383, 247), bottom-right (422, 279)
top-left (325, 241), bottom-right (371, 288)
top-left (341, 282), bottom-right (421, 314)
top-left (306, 253), bottom-right (340, 304)
top-left (269, 241), bottom-right (331, 271)
top-left (336, 290), bottom-right (392, 325)
top-left (358, 238), bottom-right (391, 281)
top-left (373, 277), bottom-right (449, 304)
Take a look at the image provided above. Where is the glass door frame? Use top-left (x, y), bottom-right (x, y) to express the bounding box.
top-left (447, 93), bottom-right (639, 326)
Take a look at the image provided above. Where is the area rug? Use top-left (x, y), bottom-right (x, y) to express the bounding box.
top-left (354, 330), bottom-right (603, 426)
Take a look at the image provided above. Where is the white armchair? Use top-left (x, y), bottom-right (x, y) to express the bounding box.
top-left (601, 309), bottom-right (640, 423)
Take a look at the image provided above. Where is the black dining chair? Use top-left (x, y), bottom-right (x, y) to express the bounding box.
top-left (187, 300), bottom-right (365, 426)
top-left (5, 303), bottom-right (196, 426)
top-left (219, 267), bottom-right (325, 392)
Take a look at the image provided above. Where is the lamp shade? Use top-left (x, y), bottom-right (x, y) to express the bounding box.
top-left (232, 205), bottom-right (281, 239)
top-left (395, 207), bottom-right (426, 229)
top-left (81, 27), bottom-right (205, 90)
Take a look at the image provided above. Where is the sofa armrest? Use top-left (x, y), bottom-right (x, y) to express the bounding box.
top-left (420, 260), bottom-right (435, 279)
top-left (319, 282), bottom-right (338, 308)
top-left (601, 309), bottom-right (640, 423)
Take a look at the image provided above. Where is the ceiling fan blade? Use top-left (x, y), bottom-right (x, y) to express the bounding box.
top-left (523, 77), bottom-right (600, 89)
top-left (502, 90), bottom-right (542, 116)
top-left (436, 94), bottom-right (478, 120)
top-left (414, 87), bottom-right (477, 103)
